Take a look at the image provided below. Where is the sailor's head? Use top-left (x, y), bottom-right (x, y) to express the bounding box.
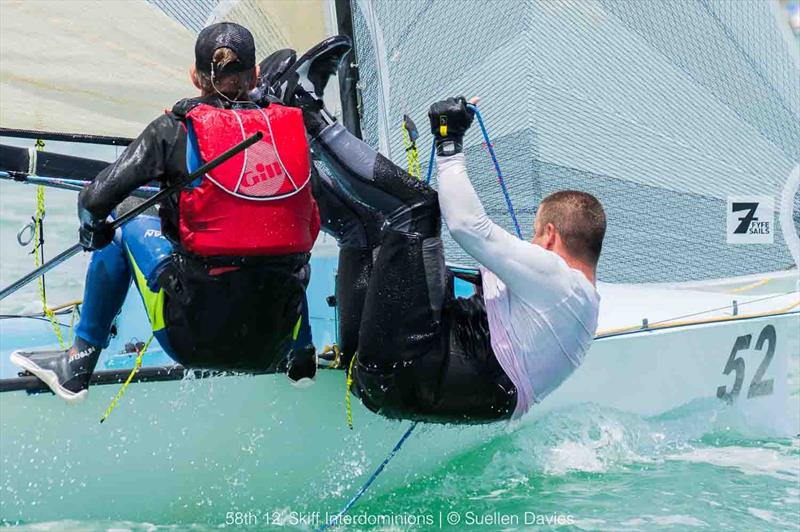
top-left (190, 22), bottom-right (259, 100)
top-left (532, 190), bottom-right (606, 273)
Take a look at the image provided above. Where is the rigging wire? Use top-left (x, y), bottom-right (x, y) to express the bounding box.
top-left (425, 140), bottom-right (435, 185)
top-left (468, 104), bottom-right (522, 239)
top-left (318, 422), bottom-right (418, 531)
top-left (648, 291), bottom-right (796, 326)
top-left (595, 290), bottom-right (800, 339)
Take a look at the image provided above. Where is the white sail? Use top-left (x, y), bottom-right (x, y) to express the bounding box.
top-left (0, 0), bottom-right (195, 138)
top-left (204, 0), bottom-right (335, 55)
top-left (350, 0), bottom-right (800, 283)
top-left (0, 0), bottom-right (336, 138)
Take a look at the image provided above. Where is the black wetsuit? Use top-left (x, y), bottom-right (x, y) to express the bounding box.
top-left (310, 121), bottom-right (517, 424)
top-left (79, 96), bottom-right (311, 372)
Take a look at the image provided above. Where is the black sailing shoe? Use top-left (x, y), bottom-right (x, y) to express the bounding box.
top-left (286, 344), bottom-right (318, 388)
top-left (250, 48), bottom-right (298, 106)
top-left (10, 337), bottom-right (101, 403)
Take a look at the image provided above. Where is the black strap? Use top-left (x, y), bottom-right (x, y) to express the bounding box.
top-left (175, 250), bottom-right (311, 271)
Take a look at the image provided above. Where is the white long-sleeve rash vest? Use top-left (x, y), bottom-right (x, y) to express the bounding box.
top-left (436, 154), bottom-right (600, 418)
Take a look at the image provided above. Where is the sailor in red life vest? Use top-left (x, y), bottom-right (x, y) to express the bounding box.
top-left (10, 23), bottom-right (322, 403)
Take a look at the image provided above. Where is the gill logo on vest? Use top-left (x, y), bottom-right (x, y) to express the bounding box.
top-left (185, 104), bottom-right (309, 202)
top-left (237, 140), bottom-right (288, 198)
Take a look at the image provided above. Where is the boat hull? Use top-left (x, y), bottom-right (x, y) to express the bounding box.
top-left (542, 313), bottom-right (799, 435)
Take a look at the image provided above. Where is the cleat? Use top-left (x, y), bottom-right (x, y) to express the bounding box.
top-left (317, 344), bottom-right (343, 368)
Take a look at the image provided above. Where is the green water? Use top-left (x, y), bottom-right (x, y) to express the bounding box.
top-left (2, 403), bottom-right (799, 530)
top-left (1, 157), bottom-right (799, 531)
top-left (363, 412), bottom-right (800, 531)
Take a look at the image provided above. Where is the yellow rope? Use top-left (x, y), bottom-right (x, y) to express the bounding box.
top-left (410, 143), bottom-right (420, 178)
top-left (67, 304), bottom-right (77, 345)
top-left (46, 299), bottom-right (83, 313)
top-left (45, 300), bottom-right (81, 344)
top-left (31, 139), bottom-right (67, 349)
top-left (100, 334), bottom-right (154, 424)
top-left (345, 352), bottom-right (357, 430)
top-left (401, 122), bottom-right (420, 179)
top-left (401, 123), bottom-right (414, 177)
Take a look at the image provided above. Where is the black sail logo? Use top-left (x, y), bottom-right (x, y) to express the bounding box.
top-left (727, 197), bottom-right (773, 244)
top-left (731, 202), bottom-right (759, 234)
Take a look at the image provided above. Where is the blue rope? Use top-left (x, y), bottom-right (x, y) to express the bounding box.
top-left (467, 104), bottom-right (522, 239)
top-left (319, 422), bottom-right (418, 531)
top-left (425, 141), bottom-right (436, 184)
top-left (423, 105), bottom-right (522, 239)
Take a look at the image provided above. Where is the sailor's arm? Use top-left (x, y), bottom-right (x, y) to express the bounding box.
top-left (78, 114), bottom-right (181, 249)
top-left (79, 114), bottom-right (179, 220)
top-left (430, 97), bottom-right (572, 298)
top-left (437, 154), bottom-right (572, 298)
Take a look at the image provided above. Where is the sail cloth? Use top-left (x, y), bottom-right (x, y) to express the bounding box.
top-left (149, 0), bottom-right (333, 54)
top-left (351, 0), bottom-right (800, 283)
top-left (149, 0), bottom-right (339, 113)
top-left (0, 0), bottom-right (336, 139)
top-left (201, 0), bottom-right (334, 56)
top-left (0, 0), bottom-right (195, 138)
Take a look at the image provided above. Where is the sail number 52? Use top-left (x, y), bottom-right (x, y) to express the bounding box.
top-left (716, 325), bottom-right (776, 403)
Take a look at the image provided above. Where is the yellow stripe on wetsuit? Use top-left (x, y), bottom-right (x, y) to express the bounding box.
top-left (126, 247), bottom-right (166, 332)
top-left (292, 314), bottom-right (302, 341)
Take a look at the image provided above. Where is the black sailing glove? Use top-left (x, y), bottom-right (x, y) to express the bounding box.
top-left (428, 96), bottom-right (475, 157)
top-left (78, 205), bottom-right (114, 251)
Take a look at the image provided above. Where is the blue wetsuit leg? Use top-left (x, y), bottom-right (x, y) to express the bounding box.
top-left (118, 215), bottom-right (176, 359)
top-left (74, 238), bottom-right (132, 348)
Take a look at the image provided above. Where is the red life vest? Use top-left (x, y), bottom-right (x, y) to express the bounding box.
top-left (180, 103), bottom-right (320, 256)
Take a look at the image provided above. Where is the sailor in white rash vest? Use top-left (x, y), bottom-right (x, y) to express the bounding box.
top-left (436, 105), bottom-right (602, 417)
top-left (286, 59), bottom-right (606, 422)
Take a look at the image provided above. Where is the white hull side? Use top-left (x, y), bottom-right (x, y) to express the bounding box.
top-left (538, 313), bottom-right (798, 436)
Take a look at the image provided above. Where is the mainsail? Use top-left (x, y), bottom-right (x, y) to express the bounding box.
top-left (0, 0), bottom-right (193, 138)
top-left (0, 0), bottom-right (336, 138)
top-left (349, 0), bottom-right (800, 283)
top-left (0, 0), bottom-right (340, 308)
top-left (2, 0), bottom-right (798, 284)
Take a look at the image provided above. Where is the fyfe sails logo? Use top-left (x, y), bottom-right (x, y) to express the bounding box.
top-left (727, 196), bottom-right (774, 244)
